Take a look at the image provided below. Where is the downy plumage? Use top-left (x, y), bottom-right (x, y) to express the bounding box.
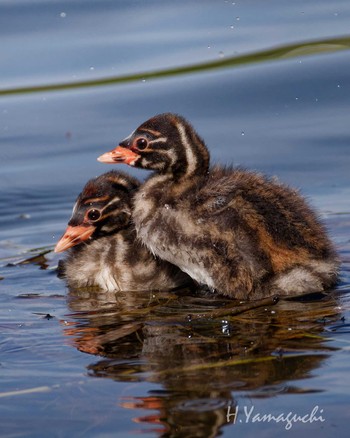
top-left (98, 113), bottom-right (339, 299)
top-left (55, 170), bottom-right (191, 291)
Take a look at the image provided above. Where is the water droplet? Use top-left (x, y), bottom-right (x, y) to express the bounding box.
top-left (236, 16), bottom-right (240, 21)
top-left (334, 12), bottom-right (339, 16)
top-left (337, 84), bottom-right (341, 88)
top-left (207, 45), bottom-right (211, 49)
top-left (19, 213), bottom-right (31, 220)
top-left (141, 79), bottom-right (146, 83)
top-left (221, 321), bottom-right (231, 336)
top-left (230, 25), bottom-right (235, 29)
top-left (213, 196), bottom-right (227, 207)
top-left (89, 66), bottom-right (95, 71)
top-left (295, 97), bottom-right (299, 100)
top-left (241, 131), bottom-right (245, 136)
top-left (60, 12), bottom-right (67, 18)
top-left (219, 51), bottom-right (225, 58)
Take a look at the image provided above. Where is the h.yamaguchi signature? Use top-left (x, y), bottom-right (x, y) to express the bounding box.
top-left (226, 404), bottom-right (325, 430)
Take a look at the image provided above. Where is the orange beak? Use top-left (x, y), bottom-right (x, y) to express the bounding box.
top-left (97, 146), bottom-right (140, 166)
top-left (54, 225), bottom-right (95, 253)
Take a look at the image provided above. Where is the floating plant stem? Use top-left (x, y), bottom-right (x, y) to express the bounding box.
top-left (1, 36), bottom-right (349, 97)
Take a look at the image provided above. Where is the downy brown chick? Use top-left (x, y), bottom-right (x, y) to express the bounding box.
top-left (55, 170), bottom-right (191, 292)
top-left (98, 113), bottom-right (339, 300)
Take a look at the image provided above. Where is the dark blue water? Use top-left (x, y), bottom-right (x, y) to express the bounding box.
top-left (1, 1), bottom-right (350, 437)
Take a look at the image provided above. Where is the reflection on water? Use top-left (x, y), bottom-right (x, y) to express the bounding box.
top-left (62, 286), bottom-right (341, 436)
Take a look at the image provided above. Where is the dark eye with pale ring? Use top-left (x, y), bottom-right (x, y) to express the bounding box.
top-left (135, 137), bottom-right (148, 150)
top-left (87, 209), bottom-right (101, 221)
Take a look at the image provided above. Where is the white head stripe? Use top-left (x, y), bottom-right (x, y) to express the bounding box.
top-left (149, 137), bottom-right (167, 144)
top-left (176, 122), bottom-right (197, 176)
top-left (71, 201), bottom-right (78, 218)
top-left (103, 196), bottom-right (121, 210)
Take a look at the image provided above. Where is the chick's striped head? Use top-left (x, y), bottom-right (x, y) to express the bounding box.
top-left (98, 113), bottom-right (210, 177)
top-left (55, 171), bottom-right (139, 253)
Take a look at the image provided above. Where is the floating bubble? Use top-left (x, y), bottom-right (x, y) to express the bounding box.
top-left (19, 213), bottom-right (31, 220)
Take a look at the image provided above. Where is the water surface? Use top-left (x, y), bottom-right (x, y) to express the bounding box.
top-left (1, 1), bottom-right (350, 437)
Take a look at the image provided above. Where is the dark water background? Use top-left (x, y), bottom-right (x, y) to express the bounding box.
top-left (1, 1), bottom-right (350, 437)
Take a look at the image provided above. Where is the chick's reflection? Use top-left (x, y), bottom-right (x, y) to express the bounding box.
top-left (62, 287), bottom-right (340, 437)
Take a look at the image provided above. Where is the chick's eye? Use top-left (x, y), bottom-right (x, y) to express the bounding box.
top-left (87, 209), bottom-right (101, 221)
top-left (135, 137), bottom-right (148, 150)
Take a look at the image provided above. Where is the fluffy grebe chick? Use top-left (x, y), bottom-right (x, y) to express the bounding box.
top-left (55, 170), bottom-right (191, 292)
top-left (98, 114), bottom-right (339, 299)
